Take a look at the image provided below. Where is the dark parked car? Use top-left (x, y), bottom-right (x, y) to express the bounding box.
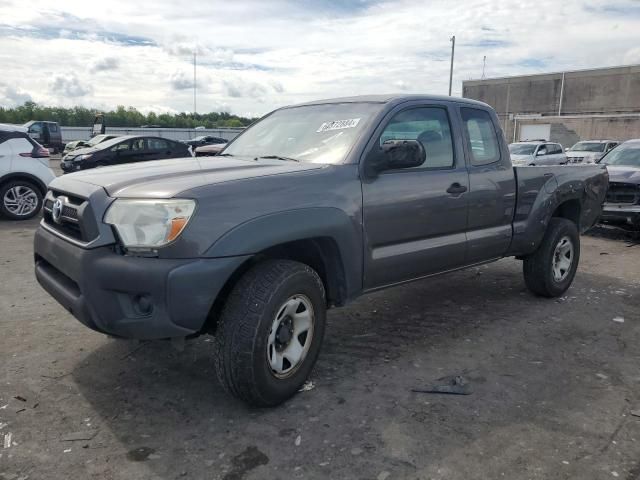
top-left (24, 121), bottom-right (64, 153)
top-left (35, 94), bottom-right (608, 407)
top-left (60, 135), bottom-right (191, 173)
top-left (183, 135), bottom-right (229, 148)
top-left (598, 139), bottom-right (640, 229)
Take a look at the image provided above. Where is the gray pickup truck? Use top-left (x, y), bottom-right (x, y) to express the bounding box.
top-left (34, 95), bottom-right (608, 406)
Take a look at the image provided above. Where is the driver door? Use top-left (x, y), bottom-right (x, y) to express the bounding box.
top-left (361, 104), bottom-right (469, 289)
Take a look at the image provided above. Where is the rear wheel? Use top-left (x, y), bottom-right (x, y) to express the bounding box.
top-left (523, 218), bottom-right (580, 297)
top-left (0, 180), bottom-right (43, 220)
top-left (214, 259), bottom-right (326, 406)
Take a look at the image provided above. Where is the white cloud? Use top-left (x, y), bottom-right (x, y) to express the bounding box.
top-left (0, 83), bottom-right (33, 106)
top-left (1, 0), bottom-right (639, 115)
top-left (49, 75), bottom-right (93, 97)
top-left (170, 71), bottom-right (195, 90)
top-left (90, 57), bottom-right (119, 73)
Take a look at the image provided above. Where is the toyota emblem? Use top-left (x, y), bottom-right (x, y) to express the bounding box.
top-left (52, 197), bottom-right (65, 224)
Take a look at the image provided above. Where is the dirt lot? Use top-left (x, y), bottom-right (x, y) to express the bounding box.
top-left (1, 215), bottom-right (639, 480)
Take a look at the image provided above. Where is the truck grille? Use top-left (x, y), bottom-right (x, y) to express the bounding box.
top-left (43, 189), bottom-right (99, 243)
top-left (606, 182), bottom-right (640, 204)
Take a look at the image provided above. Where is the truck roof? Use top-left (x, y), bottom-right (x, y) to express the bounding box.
top-left (0, 123), bottom-right (28, 133)
top-left (287, 94), bottom-right (491, 109)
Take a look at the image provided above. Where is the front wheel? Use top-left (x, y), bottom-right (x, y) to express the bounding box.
top-left (214, 259), bottom-right (326, 406)
top-left (523, 218), bottom-right (580, 297)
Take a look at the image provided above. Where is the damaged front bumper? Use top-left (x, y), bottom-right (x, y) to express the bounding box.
top-left (34, 226), bottom-right (249, 339)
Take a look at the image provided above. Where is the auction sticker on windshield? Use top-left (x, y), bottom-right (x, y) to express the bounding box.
top-left (317, 118), bottom-right (361, 133)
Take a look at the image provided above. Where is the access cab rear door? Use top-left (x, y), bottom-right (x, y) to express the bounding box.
top-left (360, 99), bottom-right (469, 289)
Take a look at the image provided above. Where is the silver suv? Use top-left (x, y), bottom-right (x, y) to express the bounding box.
top-left (566, 140), bottom-right (618, 164)
top-left (0, 124), bottom-right (56, 220)
top-left (509, 141), bottom-right (567, 166)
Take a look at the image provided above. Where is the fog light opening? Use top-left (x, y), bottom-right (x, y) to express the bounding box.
top-left (133, 294), bottom-right (153, 316)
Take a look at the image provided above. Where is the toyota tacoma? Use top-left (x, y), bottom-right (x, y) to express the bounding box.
top-left (34, 95), bottom-right (609, 406)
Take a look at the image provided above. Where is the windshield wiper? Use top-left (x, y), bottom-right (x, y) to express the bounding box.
top-left (256, 155), bottom-right (300, 163)
top-left (218, 153), bottom-right (234, 157)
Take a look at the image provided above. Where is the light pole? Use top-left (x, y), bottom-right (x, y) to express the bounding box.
top-left (193, 51), bottom-right (197, 116)
top-left (448, 35), bottom-right (455, 96)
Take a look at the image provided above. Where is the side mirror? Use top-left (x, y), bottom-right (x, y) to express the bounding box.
top-left (536, 149), bottom-right (547, 156)
top-left (564, 147), bottom-right (569, 152)
top-left (378, 140), bottom-right (426, 171)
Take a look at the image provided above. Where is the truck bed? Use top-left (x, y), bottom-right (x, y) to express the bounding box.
top-left (509, 164), bottom-right (609, 255)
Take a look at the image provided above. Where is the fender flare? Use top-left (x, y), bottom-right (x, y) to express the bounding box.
top-left (205, 207), bottom-right (363, 300)
top-left (0, 172), bottom-right (48, 196)
top-left (510, 180), bottom-right (586, 256)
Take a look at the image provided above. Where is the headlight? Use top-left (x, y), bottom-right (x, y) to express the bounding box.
top-left (104, 199), bottom-right (196, 249)
top-left (76, 154), bottom-right (93, 162)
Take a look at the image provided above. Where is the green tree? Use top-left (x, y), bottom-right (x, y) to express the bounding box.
top-left (0, 102), bottom-right (256, 128)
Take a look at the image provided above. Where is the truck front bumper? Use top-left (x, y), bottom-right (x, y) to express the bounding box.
top-left (34, 226), bottom-right (249, 339)
top-left (600, 203), bottom-right (640, 228)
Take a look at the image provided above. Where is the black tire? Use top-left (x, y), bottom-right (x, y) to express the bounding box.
top-left (0, 180), bottom-right (43, 220)
top-left (214, 259), bottom-right (326, 407)
top-left (523, 218), bottom-right (580, 297)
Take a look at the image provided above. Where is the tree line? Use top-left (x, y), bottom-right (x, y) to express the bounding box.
top-left (0, 102), bottom-right (256, 128)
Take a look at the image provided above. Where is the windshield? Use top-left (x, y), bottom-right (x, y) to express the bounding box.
top-left (87, 134), bottom-right (109, 146)
top-left (509, 144), bottom-right (536, 155)
top-left (222, 103), bottom-right (382, 164)
top-left (600, 143), bottom-right (640, 167)
top-left (93, 136), bottom-right (130, 150)
top-left (570, 142), bottom-right (605, 152)
top-left (192, 136), bottom-right (207, 142)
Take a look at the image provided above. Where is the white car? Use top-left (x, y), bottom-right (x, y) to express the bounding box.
top-left (509, 141), bottom-right (568, 166)
top-left (0, 124), bottom-right (56, 220)
top-left (565, 140), bottom-right (619, 164)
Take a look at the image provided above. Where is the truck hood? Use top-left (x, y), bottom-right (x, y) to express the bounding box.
top-left (605, 165), bottom-right (640, 185)
top-left (50, 156), bottom-right (326, 198)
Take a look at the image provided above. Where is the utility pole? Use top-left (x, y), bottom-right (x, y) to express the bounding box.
top-left (481, 55), bottom-right (486, 79)
top-left (448, 35), bottom-right (456, 96)
top-left (193, 51), bottom-right (197, 116)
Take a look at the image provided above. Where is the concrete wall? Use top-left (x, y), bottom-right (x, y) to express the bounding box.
top-left (514, 115), bottom-right (640, 148)
top-left (61, 126), bottom-right (244, 143)
top-left (462, 64), bottom-right (640, 145)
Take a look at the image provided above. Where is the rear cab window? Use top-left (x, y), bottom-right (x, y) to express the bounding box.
top-left (461, 108), bottom-right (501, 166)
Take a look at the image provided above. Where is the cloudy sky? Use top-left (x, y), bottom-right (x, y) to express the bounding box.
top-left (1, 0), bottom-right (639, 117)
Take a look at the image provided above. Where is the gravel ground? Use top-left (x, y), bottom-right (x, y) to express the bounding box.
top-left (0, 211), bottom-right (639, 479)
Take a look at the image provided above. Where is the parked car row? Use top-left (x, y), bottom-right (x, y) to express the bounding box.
top-left (61, 135), bottom-right (192, 173)
top-left (509, 139), bottom-right (620, 166)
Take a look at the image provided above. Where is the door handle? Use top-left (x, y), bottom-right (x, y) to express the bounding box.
top-left (446, 183), bottom-right (468, 195)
